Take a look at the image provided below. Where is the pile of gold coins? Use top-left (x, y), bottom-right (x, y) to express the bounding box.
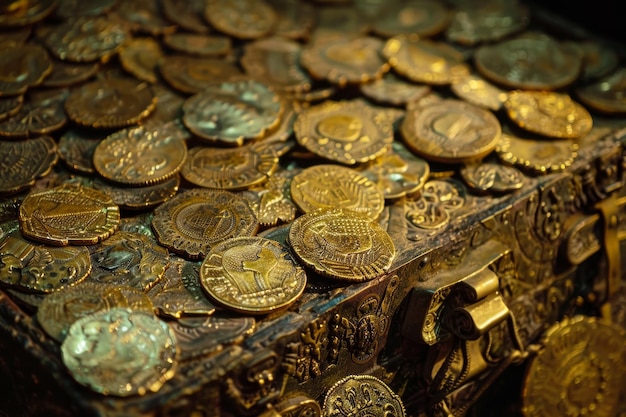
top-left (1, 0), bottom-right (625, 404)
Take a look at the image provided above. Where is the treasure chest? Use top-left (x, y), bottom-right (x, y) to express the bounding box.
top-left (0, 1), bottom-right (625, 417)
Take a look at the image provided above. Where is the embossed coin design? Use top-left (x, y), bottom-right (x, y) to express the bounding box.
top-left (290, 164), bottom-right (385, 220)
top-left (451, 74), bottom-right (508, 111)
top-left (289, 208), bottom-right (395, 281)
top-left (404, 179), bottom-right (466, 230)
top-left (460, 161), bottom-right (525, 194)
top-left (91, 175), bottom-right (180, 212)
top-left (200, 236), bottom-right (307, 314)
top-left (65, 78), bottom-right (157, 129)
top-left (360, 73), bottom-right (431, 106)
top-left (159, 55), bottom-right (242, 95)
top-left (0, 90), bottom-right (67, 138)
top-left (496, 132), bottom-right (578, 174)
top-left (0, 136), bottom-right (58, 195)
top-left (204, 0), bottom-right (277, 40)
top-left (61, 307), bottom-right (178, 397)
top-left (0, 44), bottom-right (52, 96)
top-left (18, 183), bottom-right (120, 246)
top-left (0, 0), bottom-right (57, 27)
top-left (151, 188), bottom-right (259, 260)
top-left (401, 99), bottom-right (501, 164)
top-left (294, 99), bottom-right (394, 165)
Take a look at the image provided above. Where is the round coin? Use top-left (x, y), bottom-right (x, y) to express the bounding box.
top-left (200, 236), bottom-right (307, 314)
top-left (64, 78), bottom-right (157, 129)
top-left (0, 90), bottom-right (67, 138)
top-left (0, 136), bottom-right (58, 195)
top-left (159, 55), bottom-right (243, 95)
top-left (504, 90), bottom-right (593, 139)
top-left (109, 0), bottom-right (177, 36)
top-left (118, 37), bottom-right (163, 84)
top-left (576, 68), bottom-right (626, 115)
top-left (151, 188), bottom-right (259, 260)
top-left (294, 99), bottom-right (394, 165)
top-left (400, 99), bottom-right (501, 164)
top-left (204, 0), bottom-right (277, 39)
top-left (290, 164), bottom-right (385, 220)
top-left (360, 73), bottom-right (431, 107)
top-left (91, 175), bottom-right (180, 212)
top-left (162, 0), bottom-right (210, 33)
top-left (42, 59), bottom-right (100, 88)
top-left (460, 160), bottom-right (525, 194)
top-left (18, 183), bottom-right (120, 246)
top-left (163, 33), bottom-right (232, 57)
top-left (496, 131), bottom-right (578, 175)
top-left (0, 0), bottom-right (57, 27)
top-left (372, 0), bottom-right (451, 38)
top-left (0, 44), bottom-right (52, 96)
top-left (0, 94), bottom-right (23, 121)
top-left (61, 307), bottom-right (177, 396)
top-left (451, 73), bottom-right (508, 111)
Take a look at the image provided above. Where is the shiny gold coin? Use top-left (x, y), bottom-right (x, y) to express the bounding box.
top-left (0, 90), bottom-right (67, 138)
top-left (383, 34), bottom-right (469, 85)
top-left (360, 73), bottom-right (431, 107)
top-left (0, 0), bottom-right (57, 27)
top-left (64, 78), bottom-right (157, 129)
top-left (0, 44), bottom-right (52, 96)
top-left (109, 0), bottom-right (177, 36)
top-left (451, 73), bottom-right (508, 111)
top-left (42, 59), bottom-right (100, 88)
top-left (200, 236), bottom-right (307, 314)
top-left (204, 0), bottom-right (277, 40)
top-left (496, 131), bottom-right (578, 175)
top-left (119, 37), bottom-right (163, 84)
top-left (61, 307), bottom-right (177, 397)
top-left (0, 220), bottom-right (91, 293)
top-left (18, 183), bottom-right (120, 246)
top-left (163, 33), bottom-right (232, 57)
top-left (522, 316), bottom-right (626, 417)
top-left (93, 124), bottom-right (187, 186)
top-left (504, 90), bottom-right (593, 139)
top-left (244, 168), bottom-right (299, 227)
top-left (290, 164), bottom-right (385, 220)
top-left (300, 36), bottom-right (390, 87)
top-left (162, 0), bottom-right (210, 33)
top-left (0, 136), bottom-right (58, 195)
top-left (460, 160), bottom-right (525, 194)
top-left (401, 99), bottom-right (501, 164)
top-left (288, 208), bottom-right (395, 281)
top-left (474, 32), bottom-right (583, 90)
top-left (576, 68), bottom-right (626, 114)
top-left (0, 94), bottom-right (22, 121)
top-left (372, 0), bottom-right (451, 38)
top-left (182, 143), bottom-right (278, 190)
top-left (294, 99), bottom-right (394, 165)
top-left (37, 282), bottom-right (154, 342)
top-left (159, 55), bottom-right (243, 95)
top-left (151, 188), bottom-right (259, 260)
top-left (91, 175), bottom-right (180, 212)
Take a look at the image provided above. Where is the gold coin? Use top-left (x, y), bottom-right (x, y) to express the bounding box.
top-left (294, 99), bottom-right (394, 165)
top-left (450, 73), bottom-right (508, 111)
top-left (118, 37), bottom-right (163, 84)
top-left (504, 90), bottom-right (593, 139)
top-left (383, 34), bottom-right (469, 85)
top-left (42, 59), bottom-right (100, 88)
top-left (576, 67), bottom-right (626, 114)
top-left (162, 0), bottom-right (210, 33)
top-left (0, 89), bottom-right (67, 138)
top-left (159, 55), bottom-right (243, 95)
top-left (200, 236), bottom-right (307, 314)
top-left (65, 78), bottom-right (157, 129)
top-left (496, 131), bottom-right (578, 175)
top-left (522, 316), bottom-right (626, 417)
top-left (57, 129), bottom-right (106, 174)
top-left (18, 183), bottom-right (120, 246)
top-left (205, 0), bottom-right (276, 40)
top-left (0, 136), bottom-right (58, 196)
top-left (300, 36), bottom-right (390, 87)
top-left (163, 33), bottom-right (232, 57)
top-left (0, 94), bottom-right (23, 121)
top-left (269, 0), bottom-right (316, 40)
top-left (93, 124), bottom-right (187, 186)
top-left (0, 0), bottom-right (57, 27)
top-left (372, 0), bottom-right (451, 38)
top-left (290, 164), bottom-right (385, 220)
top-left (0, 220), bottom-right (91, 293)
top-left (360, 73), bottom-right (431, 107)
top-left (61, 307), bottom-right (177, 397)
top-left (400, 99), bottom-right (501, 164)
top-left (109, 0), bottom-right (177, 36)
top-left (181, 143), bottom-right (278, 190)
top-left (460, 160), bottom-right (525, 194)
top-left (244, 168), bottom-right (299, 227)
top-left (0, 44), bottom-right (52, 96)
top-left (288, 208), bottom-right (395, 281)
top-left (151, 188), bottom-right (259, 260)
top-left (91, 175), bottom-right (180, 212)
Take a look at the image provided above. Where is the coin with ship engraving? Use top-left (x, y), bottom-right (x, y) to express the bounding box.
top-left (151, 188), bottom-right (259, 260)
top-left (401, 99), bottom-right (501, 164)
top-left (159, 55), bottom-right (243, 95)
top-left (18, 183), bottom-right (120, 246)
top-left (372, 0), bottom-right (450, 38)
top-left (42, 59), bottom-right (100, 88)
top-left (290, 164), bottom-right (385, 220)
top-left (37, 282), bottom-right (154, 342)
top-left (0, 89), bottom-right (67, 138)
top-left (322, 374), bottom-right (406, 417)
top-left (451, 73), bottom-right (508, 111)
top-left (204, 0), bottom-right (277, 40)
top-left (522, 316), bottom-right (626, 417)
top-left (65, 78), bottom-right (156, 129)
top-left (200, 236), bottom-right (307, 314)
top-left (0, 94), bottom-right (22, 121)
top-left (0, 44), bottom-right (52, 96)
top-left (0, 136), bottom-right (58, 195)
top-left (360, 73), bottom-right (431, 107)
top-left (162, 0), bottom-right (210, 33)
top-left (93, 124), bottom-right (187, 186)
top-left (294, 99), bottom-right (394, 165)
top-left (300, 36), bottom-right (390, 87)
top-left (61, 307), bottom-right (177, 397)
top-left (460, 160), bottom-right (525, 194)
top-left (0, 0), bottom-right (57, 27)
top-left (504, 90), bottom-right (592, 139)
top-left (0, 220), bottom-right (91, 293)
top-left (496, 131), bottom-right (578, 175)
top-left (383, 34), bottom-right (469, 85)
top-left (163, 33), bottom-right (232, 57)
top-left (289, 208), bottom-right (395, 281)
top-left (576, 68), bottom-right (626, 115)
top-left (118, 37), bottom-right (163, 84)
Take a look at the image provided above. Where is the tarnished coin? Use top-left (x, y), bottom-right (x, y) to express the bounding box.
top-left (576, 68), bottom-right (626, 115)
top-left (182, 143), bottom-right (278, 190)
top-left (504, 90), bottom-right (593, 139)
top-left (294, 99), bottom-right (394, 165)
top-left (37, 282), bottom-right (154, 342)
top-left (159, 55), bottom-right (243, 95)
top-left (200, 236), bottom-right (307, 314)
top-left (372, 0), bottom-right (450, 38)
top-left (241, 37), bottom-right (311, 94)
top-left (301, 36), bottom-right (390, 87)
top-left (577, 41), bottom-right (619, 81)
top-left (0, 0), bottom-right (57, 27)
top-left (118, 37), bottom-right (163, 84)
top-left (53, 0), bottom-right (118, 19)
top-left (141, 84), bottom-right (186, 129)
top-left (460, 160), bottom-right (525, 194)
top-left (109, 0), bottom-right (177, 36)
top-left (204, 0), bottom-right (277, 40)
top-left (162, 0), bottom-right (210, 33)
top-left (19, 183), bottom-right (120, 246)
top-left (58, 129), bottom-right (106, 174)
top-left (0, 89), bottom-right (67, 138)
top-left (43, 16), bottom-right (129, 63)
top-left (61, 307), bottom-right (177, 396)
top-left (0, 221), bottom-right (91, 293)
top-left (0, 26), bottom-right (31, 48)
top-left (163, 33), bottom-right (232, 57)
top-left (401, 99), bottom-right (501, 164)
top-left (522, 316), bottom-right (626, 417)
top-left (474, 32), bottom-right (583, 90)
top-left (42, 59), bottom-right (99, 88)
top-left (289, 208), bottom-right (395, 281)
top-left (0, 136), bottom-right (58, 195)
top-left (151, 188), bottom-right (259, 260)
top-left (64, 78), bottom-right (157, 129)
top-left (496, 131), bottom-right (578, 175)
top-left (360, 73), bottom-right (431, 107)
top-left (0, 44), bottom-right (52, 96)
top-left (91, 175), bottom-right (180, 212)
top-left (451, 73), bottom-right (508, 111)
top-left (290, 164), bottom-right (385, 220)
top-left (322, 374), bottom-right (406, 417)
top-left (268, 0), bottom-right (316, 40)
top-left (93, 124), bottom-right (187, 186)
top-left (0, 94), bottom-right (22, 121)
